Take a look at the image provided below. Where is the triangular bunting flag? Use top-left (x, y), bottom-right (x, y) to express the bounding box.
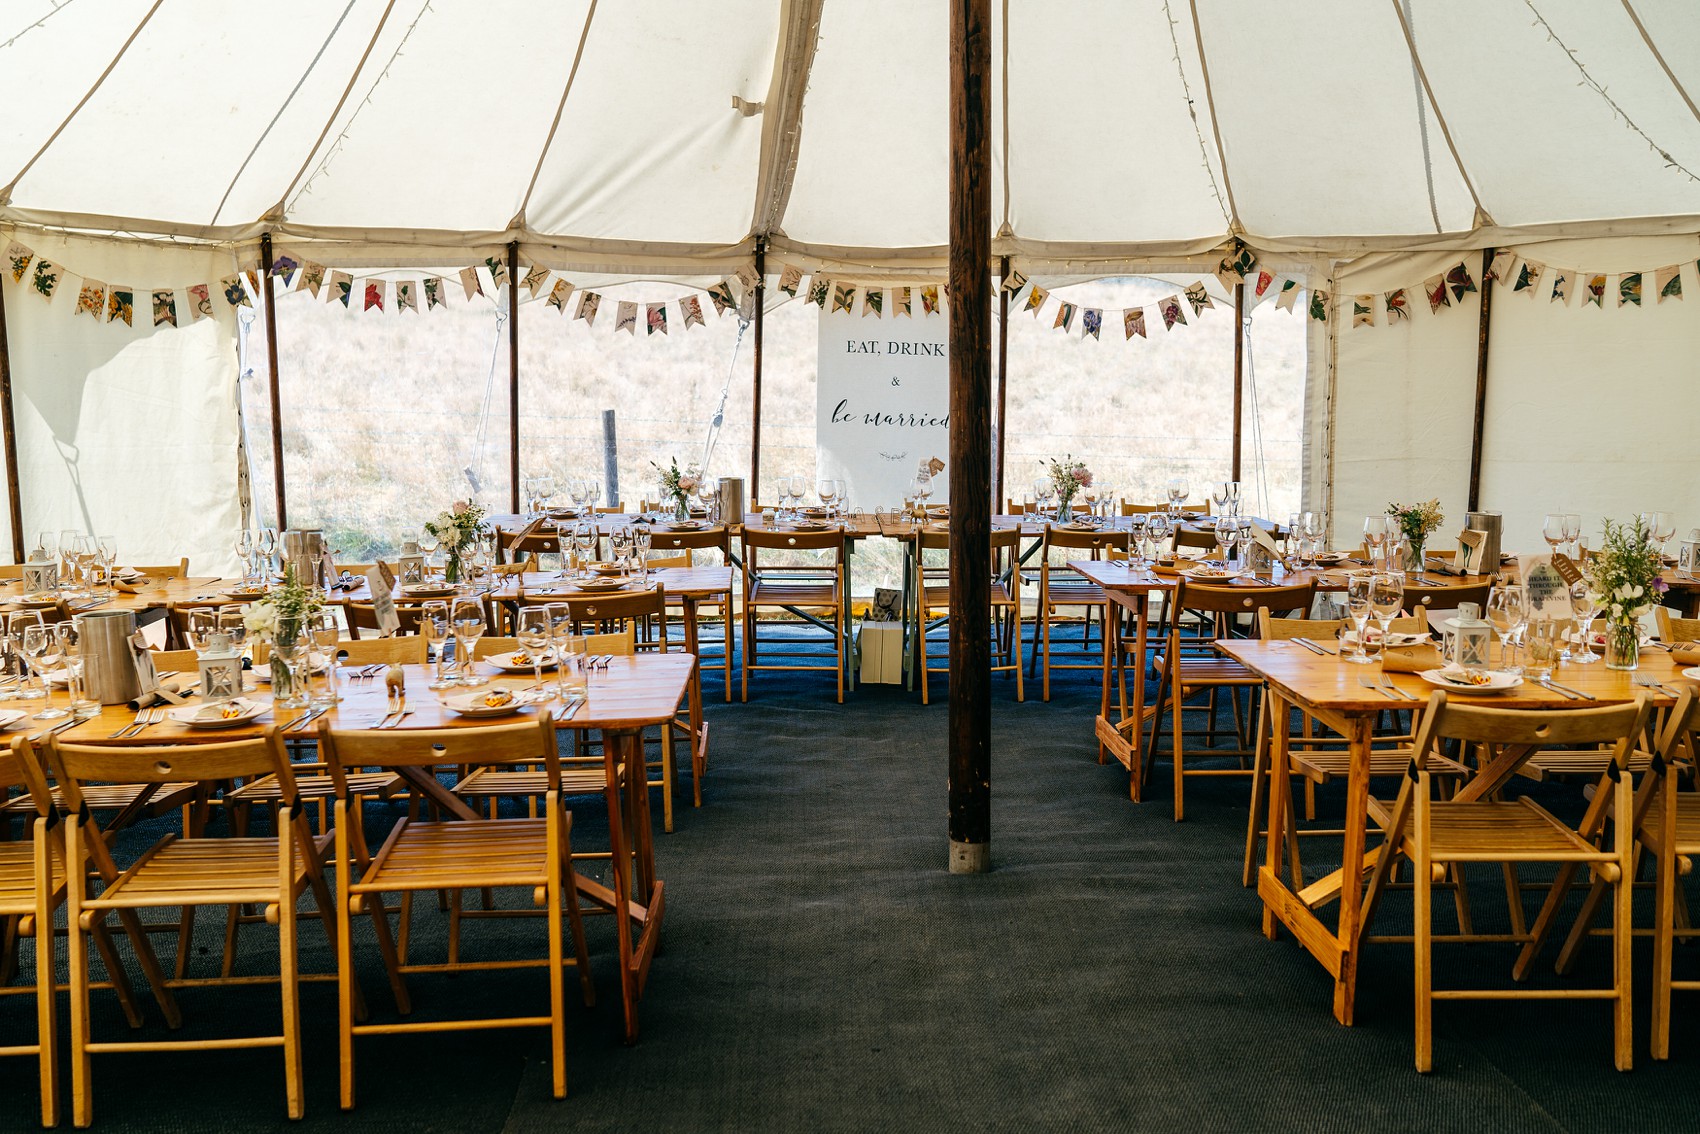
top-left (1352, 295), bottom-right (1375, 328)
top-left (1276, 280), bottom-right (1301, 312)
top-left (484, 256), bottom-right (509, 291)
top-left (328, 271), bottom-right (353, 307)
top-left (271, 255), bottom-right (299, 287)
top-left (364, 280), bottom-right (385, 312)
top-left (395, 280), bottom-right (417, 313)
top-left (1584, 274), bottom-right (1606, 308)
top-left (893, 286), bottom-right (912, 317)
top-left (1158, 296), bottom-right (1186, 330)
top-left (4, 242), bottom-right (34, 283)
top-left (30, 260), bottom-right (64, 301)
top-left (188, 284), bottom-right (213, 320)
top-left (1657, 265), bottom-right (1682, 302)
top-left (806, 277), bottom-right (829, 308)
top-left (1025, 284), bottom-right (1049, 315)
top-left (1053, 301), bottom-right (1076, 332)
top-left (575, 291), bottom-right (601, 325)
top-left (298, 262), bottom-right (325, 298)
top-left (220, 275), bottom-right (250, 309)
top-left (735, 264), bottom-right (760, 292)
top-left (521, 264), bottom-right (549, 298)
top-left (1512, 259), bottom-right (1543, 296)
top-left (1445, 262), bottom-right (1477, 301)
top-left (1383, 288), bottom-right (1409, 323)
top-left (244, 269), bottom-right (260, 296)
top-left (1308, 289), bottom-right (1329, 321)
top-left (1183, 281), bottom-right (1213, 315)
top-left (106, 287), bottom-right (133, 326)
top-left (546, 279), bottom-right (574, 312)
top-left (778, 264), bottom-right (804, 297)
top-left (1003, 268), bottom-right (1028, 295)
top-left (423, 276), bottom-right (447, 309)
top-left (680, 295), bottom-right (706, 329)
top-left (646, 302), bottom-right (667, 335)
top-left (1254, 270), bottom-right (1275, 298)
top-left (458, 267), bottom-right (482, 301)
top-left (920, 285), bottom-right (940, 315)
top-left (151, 289), bottom-right (177, 328)
top-left (832, 283), bottom-right (856, 314)
top-left (862, 288), bottom-right (883, 318)
top-left (1123, 308), bottom-right (1147, 338)
top-left (1618, 272), bottom-right (1642, 307)
top-left (706, 278), bottom-right (736, 315)
top-left (1423, 274), bottom-right (1450, 313)
top-left (1487, 249), bottom-right (1514, 282)
top-left (1081, 308), bottom-right (1102, 340)
top-left (1550, 271), bottom-right (1570, 305)
top-left (615, 300), bottom-right (638, 334)
top-left (75, 279), bottom-right (107, 318)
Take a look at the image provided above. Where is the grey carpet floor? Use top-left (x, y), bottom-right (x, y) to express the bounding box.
top-left (5, 649), bottom-right (1700, 1132)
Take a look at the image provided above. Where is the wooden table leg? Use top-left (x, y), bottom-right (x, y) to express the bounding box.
top-left (1331, 714), bottom-right (1374, 1025)
top-left (1261, 690), bottom-right (1292, 940)
top-left (603, 727), bottom-right (663, 1043)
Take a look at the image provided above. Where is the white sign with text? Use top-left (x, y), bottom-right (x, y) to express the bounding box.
top-left (815, 307), bottom-right (950, 508)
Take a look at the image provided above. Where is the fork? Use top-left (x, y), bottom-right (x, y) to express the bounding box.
top-left (1377, 674), bottom-right (1417, 701)
top-left (111, 707), bottom-right (148, 738)
top-left (1359, 676), bottom-right (1399, 701)
top-left (123, 708), bottom-right (164, 738)
top-left (1636, 675), bottom-right (1679, 696)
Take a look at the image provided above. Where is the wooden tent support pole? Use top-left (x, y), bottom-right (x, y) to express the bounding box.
top-left (995, 255), bottom-right (1009, 511)
top-left (507, 240), bottom-right (521, 514)
top-left (1468, 247), bottom-right (1495, 513)
top-left (751, 239), bottom-right (765, 503)
top-left (259, 233), bottom-right (287, 530)
top-left (948, 0), bottom-right (992, 874)
top-left (1232, 281), bottom-right (1244, 482)
top-left (0, 276), bottom-right (23, 561)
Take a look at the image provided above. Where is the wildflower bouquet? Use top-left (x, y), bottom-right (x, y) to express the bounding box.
top-left (1048, 457), bottom-right (1093, 517)
top-left (1586, 515), bottom-right (1668, 669)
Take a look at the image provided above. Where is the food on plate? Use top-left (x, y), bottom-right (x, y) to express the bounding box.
top-left (1442, 668), bottom-right (1494, 686)
top-left (482, 688), bottom-right (516, 709)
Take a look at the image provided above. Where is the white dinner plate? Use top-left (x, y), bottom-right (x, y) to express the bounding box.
top-left (570, 578), bottom-right (631, 592)
top-left (0, 709), bottom-right (31, 731)
top-left (169, 698), bottom-right (268, 728)
top-left (1181, 567), bottom-right (1236, 582)
top-left (443, 689), bottom-right (532, 717)
top-left (484, 650), bottom-right (557, 673)
top-left (1418, 668), bottom-right (1523, 694)
top-left (401, 584), bottom-right (456, 598)
top-left (1683, 667), bottom-right (1700, 682)
top-left (1312, 551), bottom-right (1351, 564)
top-left (661, 520), bottom-right (703, 531)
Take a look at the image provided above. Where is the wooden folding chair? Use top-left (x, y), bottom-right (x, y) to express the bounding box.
top-left (741, 528), bottom-right (849, 703)
top-left (51, 728), bottom-right (345, 1124)
top-left (1361, 691), bottom-right (1652, 1072)
top-left (321, 714), bottom-right (595, 1108)
top-left (913, 527), bottom-right (1024, 704)
top-left (345, 601), bottom-right (425, 640)
top-left (1034, 525), bottom-right (1128, 701)
top-left (648, 525), bottom-right (736, 702)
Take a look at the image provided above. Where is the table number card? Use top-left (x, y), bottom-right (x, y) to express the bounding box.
top-left (365, 566), bottom-right (401, 636)
top-left (1456, 529), bottom-right (1486, 573)
top-left (1550, 552), bottom-right (1582, 587)
top-left (1519, 554), bottom-right (1570, 622)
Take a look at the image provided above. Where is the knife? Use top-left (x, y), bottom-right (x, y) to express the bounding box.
top-left (1296, 637), bottom-right (1336, 655)
top-left (1292, 637), bottom-right (1327, 656)
top-left (1540, 676), bottom-right (1595, 701)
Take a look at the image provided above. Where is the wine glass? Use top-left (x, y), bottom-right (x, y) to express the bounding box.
top-left (609, 527), bottom-right (633, 573)
top-left (1568, 580), bottom-right (1598, 665)
top-left (818, 479), bottom-right (837, 515)
top-left (21, 624), bottom-right (65, 720)
top-left (1650, 511), bottom-right (1677, 556)
top-left (57, 622), bottom-right (96, 719)
top-left (633, 526), bottom-right (652, 582)
top-left (1166, 476), bottom-right (1188, 517)
top-left (451, 599), bottom-right (487, 687)
top-left (1145, 512), bottom-right (1171, 562)
top-left (1362, 517), bottom-right (1386, 570)
top-left (7, 612), bottom-right (43, 702)
top-left (1226, 480), bottom-right (1242, 516)
top-left (34, 531), bottom-right (56, 565)
top-left (1369, 573), bottom-right (1405, 655)
top-left (1487, 583), bottom-right (1525, 673)
top-left (187, 609), bottom-right (220, 654)
top-left (420, 601), bottom-right (456, 689)
top-left (574, 521), bottom-right (598, 577)
top-left (1035, 479), bottom-right (1056, 520)
top-left (310, 610), bottom-right (341, 706)
top-left (1344, 573), bottom-right (1376, 664)
top-left (1211, 483), bottom-right (1230, 516)
top-left (417, 525), bottom-right (440, 575)
top-left (587, 479), bottom-right (602, 512)
top-left (1542, 513), bottom-right (1565, 554)
top-left (697, 478), bottom-right (718, 521)
top-left (1562, 514), bottom-right (1581, 558)
top-left (96, 534), bottom-right (117, 595)
top-left (515, 607), bottom-right (553, 695)
top-left (58, 530), bottom-right (78, 590)
top-left (1096, 482), bottom-right (1115, 520)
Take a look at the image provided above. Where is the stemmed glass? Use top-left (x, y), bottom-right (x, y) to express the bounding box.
top-left (1034, 479), bottom-right (1055, 520)
top-left (420, 601), bottom-right (456, 689)
top-left (1126, 515), bottom-right (1148, 568)
top-left (587, 479), bottom-right (603, 513)
top-left (21, 624), bottom-right (65, 719)
top-left (609, 527), bottom-right (633, 574)
top-left (1647, 510), bottom-right (1677, 557)
top-left (418, 525), bottom-right (440, 576)
top-left (1166, 477), bottom-right (1188, 518)
top-left (96, 534), bottom-right (117, 596)
top-left (1568, 581), bottom-right (1598, 664)
top-left (1211, 483), bottom-right (1230, 516)
top-left (696, 478), bottom-right (718, 522)
top-left (1487, 583), bottom-right (1526, 673)
top-left (1562, 514), bottom-right (1581, 559)
top-left (64, 536), bottom-right (94, 597)
top-left (1226, 480), bottom-right (1242, 518)
top-left (818, 479), bottom-right (837, 515)
top-left (310, 611), bottom-right (341, 706)
top-left (791, 476), bottom-right (809, 516)
top-left (1369, 573), bottom-right (1405, 656)
top-left (574, 521), bottom-right (598, 577)
top-left (1542, 513), bottom-right (1565, 555)
top-left (515, 607), bottom-right (553, 697)
top-left (1362, 517), bottom-right (1386, 570)
top-left (451, 599), bottom-right (487, 686)
top-left (1145, 512), bottom-right (1172, 562)
top-left (633, 526), bottom-right (652, 582)
top-left (58, 622), bottom-right (97, 719)
top-left (543, 604), bottom-right (577, 700)
top-left (7, 613), bottom-right (43, 702)
top-left (1344, 574), bottom-right (1376, 664)
top-left (58, 530), bottom-right (78, 592)
top-left (1096, 481), bottom-right (1115, 520)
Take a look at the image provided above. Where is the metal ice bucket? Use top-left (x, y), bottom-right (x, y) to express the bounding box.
top-left (77, 609), bottom-right (141, 704)
top-left (281, 529), bottom-right (328, 587)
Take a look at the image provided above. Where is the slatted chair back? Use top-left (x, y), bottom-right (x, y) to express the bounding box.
top-left (1, 734), bottom-right (52, 819)
top-left (49, 731), bottom-right (298, 811)
top-left (1121, 502), bottom-right (1208, 516)
top-left (1173, 578), bottom-right (1313, 620)
top-left (1409, 690), bottom-right (1649, 775)
top-left (474, 628), bottom-right (635, 659)
top-left (320, 714), bottom-right (558, 784)
top-left (742, 526), bottom-right (848, 565)
top-left (126, 559), bottom-right (190, 579)
top-left (146, 647), bottom-right (201, 674)
top-left (647, 526), bottom-right (732, 558)
top-left (1655, 607), bottom-right (1700, 644)
top-left (336, 636), bottom-right (428, 666)
top-left (548, 586), bottom-right (668, 649)
top-left (1258, 610), bottom-right (1429, 641)
top-left (1400, 580), bottom-right (1492, 613)
top-left (345, 601), bottom-right (426, 639)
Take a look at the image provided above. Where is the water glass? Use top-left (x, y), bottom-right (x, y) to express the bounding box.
top-left (558, 633), bottom-right (589, 700)
top-left (421, 601), bottom-right (456, 689)
top-left (1568, 581), bottom-right (1598, 665)
top-left (1524, 618), bottom-right (1560, 681)
top-left (1344, 574), bottom-right (1375, 664)
top-left (451, 599), bottom-right (487, 687)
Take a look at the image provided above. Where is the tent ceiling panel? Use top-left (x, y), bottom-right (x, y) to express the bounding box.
top-left (522, 2), bottom-right (779, 243)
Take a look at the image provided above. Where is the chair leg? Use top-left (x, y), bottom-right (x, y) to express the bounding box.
top-left (1653, 840), bottom-right (1677, 1060)
top-left (87, 922), bottom-right (143, 1029)
top-left (661, 727), bottom-right (675, 834)
top-left (1243, 695), bottom-right (1272, 887)
top-left (31, 834), bottom-right (59, 1128)
top-left (547, 842), bottom-right (568, 1100)
top-left (1172, 681), bottom-right (1185, 822)
top-left (1013, 612), bottom-right (1025, 702)
top-left (69, 911), bottom-right (94, 1127)
top-left (1612, 775), bottom-right (1634, 1072)
top-left (279, 895), bottom-right (305, 1120)
top-left (1041, 608), bottom-right (1052, 701)
top-left (1414, 788), bottom-right (1434, 1073)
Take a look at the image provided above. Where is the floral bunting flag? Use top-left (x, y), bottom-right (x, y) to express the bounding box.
top-left (106, 287), bottom-right (133, 326)
top-left (1308, 289), bottom-right (1329, 321)
top-left (1002, 268), bottom-right (1028, 295)
top-left (862, 288), bottom-right (883, 318)
top-left (1511, 259), bottom-right (1543, 297)
top-left (1584, 274), bottom-right (1606, 308)
top-left (1618, 272), bottom-right (1642, 307)
top-left (1383, 288), bottom-right (1409, 322)
top-left (706, 278), bottom-right (736, 315)
top-left (75, 279), bottom-right (107, 318)
top-left (1352, 295), bottom-right (1375, 328)
top-left (1445, 262), bottom-right (1477, 301)
top-left (298, 262), bottom-right (325, 298)
top-left (458, 267), bottom-right (482, 301)
top-left (615, 300), bottom-right (638, 334)
top-left (1082, 308), bottom-right (1102, 340)
top-left (831, 283), bottom-right (856, 314)
top-left (778, 264), bottom-right (804, 297)
top-left (893, 286), bottom-right (912, 317)
top-left (806, 277), bottom-right (829, 307)
top-left (646, 302), bottom-right (668, 335)
top-left (1158, 295), bottom-right (1186, 330)
top-left (423, 276), bottom-right (446, 309)
top-left (575, 291), bottom-right (601, 325)
top-left (1254, 270), bottom-right (1275, 298)
top-left (1487, 249), bottom-right (1514, 282)
top-left (1215, 244), bottom-right (1255, 294)
top-left (363, 280), bottom-right (385, 312)
top-left (4, 242), bottom-right (33, 282)
top-left (30, 260), bottom-right (63, 301)
top-left (243, 269), bottom-right (261, 296)
top-left (920, 285), bottom-right (940, 315)
top-left (680, 295), bottom-right (706, 329)
top-left (1550, 271), bottom-right (1570, 304)
top-left (270, 255), bottom-right (299, 287)
top-left (395, 280), bottom-right (417, 313)
top-left (1024, 284), bottom-right (1048, 315)
top-left (1052, 301), bottom-right (1076, 332)
top-left (1656, 265), bottom-right (1682, 301)
top-left (151, 289), bottom-right (176, 327)
top-left (1423, 274), bottom-right (1449, 313)
top-left (546, 279), bottom-right (574, 312)
top-left (328, 271), bottom-right (353, 307)
top-left (521, 264), bottom-right (549, 298)
top-left (483, 256), bottom-right (509, 291)
top-left (1123, 307), bottom-right (1147, 338)
top-left (220, 275), bottom-right (250, 309)
top-left (1183, 281), bottom-right (1213, 315)
top-left (1276, 280), bottom-right (1301, 312)
top-left (188, 283), bottom-right (213, 321)
top-left (735, 264), bottom-right (760, 292)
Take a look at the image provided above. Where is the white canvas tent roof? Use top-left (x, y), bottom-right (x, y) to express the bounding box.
top-left (4, 0), bottom-right (1700, 270)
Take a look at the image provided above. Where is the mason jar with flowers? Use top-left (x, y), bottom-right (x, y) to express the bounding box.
top-left (1585, 515), bottom-right (1668, 671)
top-left (1048, 457), bottom-right (1093, 523)
top-left (424, 500), bottom-right (486, 585)
top-left (241, 566), bottom-right (324, 708)
top-left (1386, 497), bottom-right (1445, 574)
top-left (652, 458), bottom-right (701, 521)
